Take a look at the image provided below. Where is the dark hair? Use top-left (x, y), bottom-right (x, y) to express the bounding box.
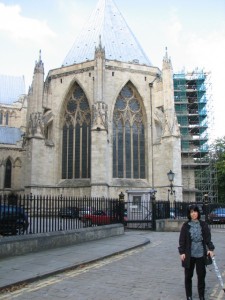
top-left (187, 205), bottom-right (201, 220)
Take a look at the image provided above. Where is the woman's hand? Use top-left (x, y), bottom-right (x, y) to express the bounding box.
top-left (207, 250), bottom-right (214, 257)
top-left (180, 254), bottom-right (186, 261)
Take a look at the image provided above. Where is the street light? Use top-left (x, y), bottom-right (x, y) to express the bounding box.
top-left (167, 170), bottom-right (175, 200)
top-left (119, 192), bottom-right (125, 201)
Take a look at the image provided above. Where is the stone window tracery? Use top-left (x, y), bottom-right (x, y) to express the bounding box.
top-left (62, 83), bottom-right (91, 179)
top-left (113, 83), bottom-right (145, 179)
top-left (0, 110), bottom-right (10, 125)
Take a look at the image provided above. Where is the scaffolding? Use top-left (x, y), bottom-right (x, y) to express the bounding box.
top-left (173, 70), bottom-right (218, 203)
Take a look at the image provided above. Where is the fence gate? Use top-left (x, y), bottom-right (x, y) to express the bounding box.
top-left (125, 199), bottom-right (153, 230)
top-left (125, 199), bottom-right (225, 231)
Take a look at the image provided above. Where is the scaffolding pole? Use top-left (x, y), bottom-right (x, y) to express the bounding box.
top-left (173, 69), bottom-right (218, 203)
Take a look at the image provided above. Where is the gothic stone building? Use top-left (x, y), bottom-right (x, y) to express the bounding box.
top-left (0, 0), bottom-right (183, 202)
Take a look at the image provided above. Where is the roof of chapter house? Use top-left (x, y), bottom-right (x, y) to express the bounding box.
top-left (62, 0), bottom-right (152, 67)
top-left (0, 75), bottom-right (25, 105)
top-left (0, 127), bottom-right (23, 145)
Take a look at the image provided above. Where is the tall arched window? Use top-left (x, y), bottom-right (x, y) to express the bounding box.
top-left (113, 83), bottom-right (145, 179)
top-left (4, 158), bottom-right (12, 188)
top-left (62, 83), bottom-right (91, 179)
top-left (0, 112), bottom-right (3, 125)
top-left (5, 112), bottom-right (9, 125)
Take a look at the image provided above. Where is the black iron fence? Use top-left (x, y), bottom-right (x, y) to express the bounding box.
top-left (125, 200), bottom-right (225, 230)
top-left (154, 200), bottom-right (225, 229)
top-left (0, 194), bottom-right (125, 237)
top-left (1, 194), bottom-right (224, 236)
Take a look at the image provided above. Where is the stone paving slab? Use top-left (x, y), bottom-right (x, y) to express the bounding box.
top-left (0, 233), bottom-right (150, 291)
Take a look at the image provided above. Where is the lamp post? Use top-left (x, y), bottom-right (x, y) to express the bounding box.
top-left (119, 192), bottom-right (124, 201)
top-left (167, 170), bottom-right (175, 201)
top-left (150, 189), bottom-right (157, 230)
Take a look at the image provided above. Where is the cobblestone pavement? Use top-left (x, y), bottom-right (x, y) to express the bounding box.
top-left (0, 229), bottom-right (224, 300)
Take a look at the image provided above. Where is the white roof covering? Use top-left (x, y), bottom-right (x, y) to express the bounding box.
top-left (0, 75), bottom-right (25, 105)
top-left (0, 127), bottom-right (23, 145)
top-left (63, 0), bottom-right (152, 67)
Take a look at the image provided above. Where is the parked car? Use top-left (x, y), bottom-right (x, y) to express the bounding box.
top-left (59, 207), bottom-right (79, 219)
top-left (0, 205), bottom-right (29, 235)
top-left (81, 210), bottom-right (127, 227)
top-left (79, 207), bottom-right (95, 218)
top-left (208, 208), bottom-right (225, 224)
top-left (81, 210), bottom-right (110, 227)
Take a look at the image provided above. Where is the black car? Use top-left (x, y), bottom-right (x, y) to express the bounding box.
top-left (59, 207), bottom-right (79, 219)
top-left (0, 205), bottom-right (29, 235)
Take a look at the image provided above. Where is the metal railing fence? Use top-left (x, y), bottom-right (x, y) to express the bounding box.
top-left (1, 194), bottom-right (224, 236)
top-left (0, 194), bottom-right (125, 236)
top-left (125, 199), bottom-right (225, 230)
top-left (155, 200), bottom-right (225, 229)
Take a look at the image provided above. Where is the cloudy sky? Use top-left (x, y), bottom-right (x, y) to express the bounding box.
top-left (0, 0), bottom-right (225, 140)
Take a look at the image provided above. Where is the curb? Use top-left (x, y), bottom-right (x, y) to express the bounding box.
top-left (0, 237), bottom-right (150, 293)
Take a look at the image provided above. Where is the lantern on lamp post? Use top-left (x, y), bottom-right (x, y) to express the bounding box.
top-left (167, 170), bottom-right (175, 201)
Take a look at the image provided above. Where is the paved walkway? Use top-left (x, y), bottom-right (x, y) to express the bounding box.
top-left (0, 231), bottom-right (150, 291)
top-left (0, 229), bottom-right (224, 300)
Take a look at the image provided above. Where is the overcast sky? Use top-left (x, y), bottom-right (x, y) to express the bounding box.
top-left (0, 0), bottom-right (225, 140)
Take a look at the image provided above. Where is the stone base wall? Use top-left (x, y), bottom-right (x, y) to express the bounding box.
top-left (0, 224), bottom-right (124, 258)
top-left (156, 219), bottom-right (186, 232)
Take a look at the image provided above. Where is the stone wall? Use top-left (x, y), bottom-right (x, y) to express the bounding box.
top-left (156, 218), bottom-right (186, 232)
top-left (0, 224), bottom-right (124, 258)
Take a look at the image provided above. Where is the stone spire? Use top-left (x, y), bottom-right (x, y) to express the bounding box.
top-left (162, 47), bottom-right (180, 137)
top-left (34, 50), bottom-right (44, 74)
top-left (92, 35), bottom-right (108, 131)
top-left (163, 47), bottom-right (172, 70)
top-left (27, 50), bottom-right (45, 138)
top-left (95, 35), bottom-right (105, 59)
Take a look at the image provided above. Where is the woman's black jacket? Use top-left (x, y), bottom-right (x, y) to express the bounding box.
top-left (178, 220), bottom-right (215, 268)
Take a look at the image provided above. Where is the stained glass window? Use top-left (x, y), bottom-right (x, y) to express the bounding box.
top-left (113, 82), bottom-right (145, 179)
top-left (62, 83), bottom-right (91, 179)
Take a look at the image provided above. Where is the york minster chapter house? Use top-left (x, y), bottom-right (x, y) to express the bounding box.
top-left (0, 0), bottom-right (182, 203)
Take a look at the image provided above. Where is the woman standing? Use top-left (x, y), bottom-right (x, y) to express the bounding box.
top-left (178, 205), bottom-right (215, 300)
